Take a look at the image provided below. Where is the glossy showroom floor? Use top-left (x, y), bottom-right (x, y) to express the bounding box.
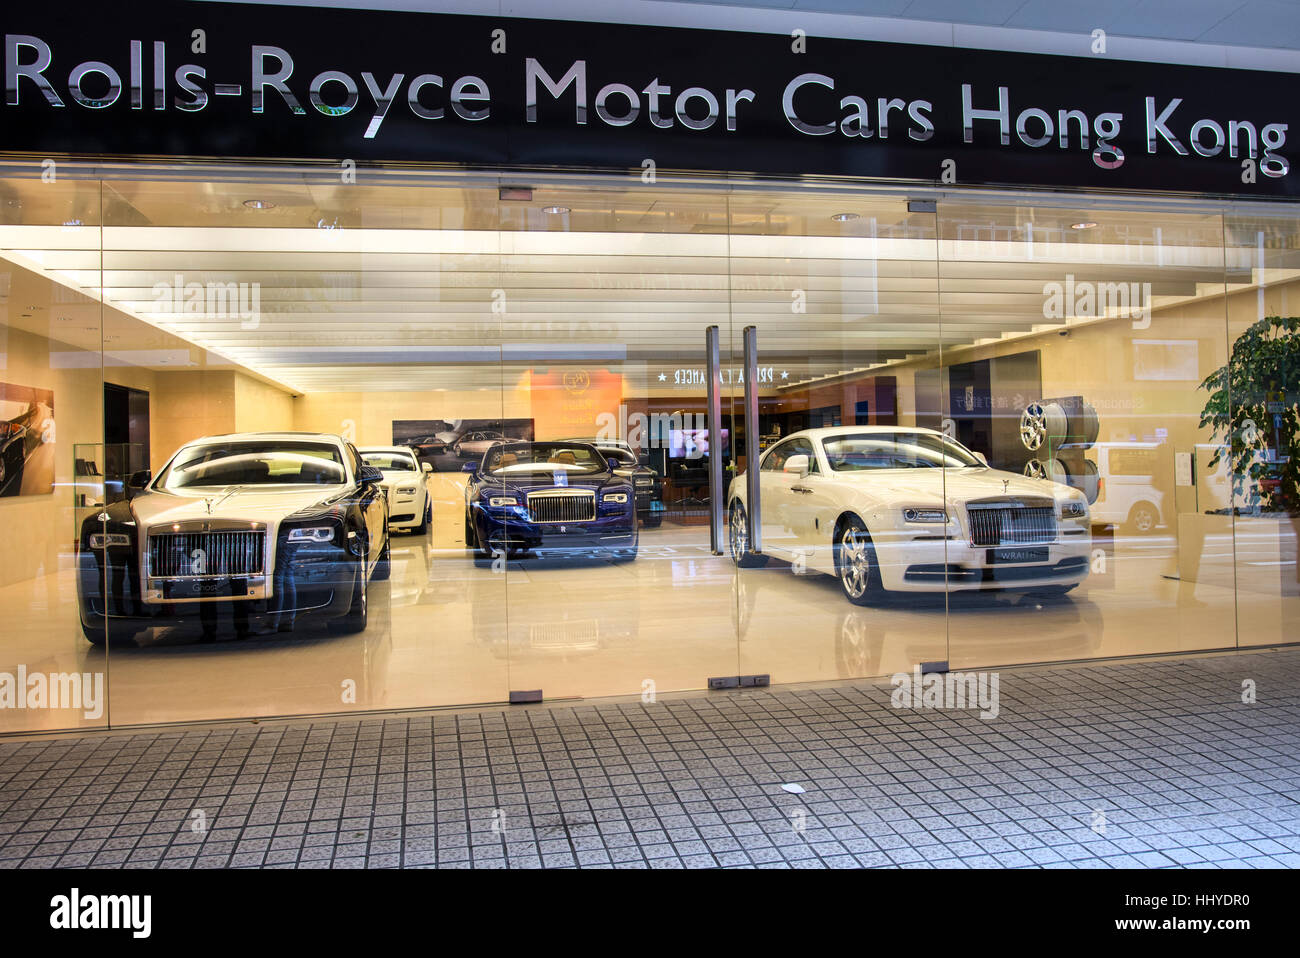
top-left (0, 472), bottom-right (1295, 733)
top-left (1, 647), bottom-right (1297, 869)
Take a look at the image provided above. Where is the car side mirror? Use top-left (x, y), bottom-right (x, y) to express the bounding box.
top-left (422, 461), bottom-right (433, 474)
top-left (973, 451), bottom-right (988, 466)
top-left (461, 461), bottom-right (478, 474)
top-left (358, 465), bottom-right (384, 484)
top-left (783, 454), bottom-right (810, 476)
top-left (127, 469), bottom-right (151, 492)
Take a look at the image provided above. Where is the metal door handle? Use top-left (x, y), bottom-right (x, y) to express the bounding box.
top-left (791, 486), bottom-right (813, 494)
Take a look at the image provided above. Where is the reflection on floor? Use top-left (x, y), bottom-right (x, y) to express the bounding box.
top-left (0, 468), bottom-right (1296, 731)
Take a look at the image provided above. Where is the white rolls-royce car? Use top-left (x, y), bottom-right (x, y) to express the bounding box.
top-left (359, 446), bottom-right (433, 535)
top-left (727, 426), bottom-right (1091, 604)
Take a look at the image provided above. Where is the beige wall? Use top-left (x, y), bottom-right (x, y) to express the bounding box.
top-left (0, 323), bottom-right (102, 588)
top-left (235, 372), bottom-right (294, 435)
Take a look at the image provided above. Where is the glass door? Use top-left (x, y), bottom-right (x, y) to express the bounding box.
top-left (727, 190), bottom-right (946, 686)
top-left (497, 182), bottom-right (741, 702)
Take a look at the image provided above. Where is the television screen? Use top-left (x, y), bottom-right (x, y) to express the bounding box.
top-left (668, 428), bottom-right (728, 459)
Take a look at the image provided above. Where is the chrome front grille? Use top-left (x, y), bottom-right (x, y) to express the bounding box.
top-left (967, 500), bottom-right (1057, 547)
top-left (527, 491), bottom-right (596, 524)
top-left (148, 530), bottom-right (266, 578)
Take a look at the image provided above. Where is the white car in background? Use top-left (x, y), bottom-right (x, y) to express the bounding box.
top-left (727, 426), bottom-right (1092, 604)
top-left (359, 446), bottom-right (433, 535)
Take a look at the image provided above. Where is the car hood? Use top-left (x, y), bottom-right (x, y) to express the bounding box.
top-left (131, 484), bottom-right (348, 526)
top-left (819, 466), bottom-right (1065, 503)
top-left (479, 472), bottom-right (619, 493)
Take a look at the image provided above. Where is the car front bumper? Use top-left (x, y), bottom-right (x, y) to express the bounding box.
top-left (873, 530), bottom-right (1092, 592)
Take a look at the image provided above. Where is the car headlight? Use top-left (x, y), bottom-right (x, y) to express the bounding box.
top-left (88, 533), bottom-right (131, 549)
top-left (1060, 500), bottom-right (1088, 520)
top-left (288, 526), bottom-right (336, 543)
top-left (902, 508), bottom-right (948, 523)
top-left (489, 496), bottom-right (518, 507)
top-left (603, 492), bottom-right (629, 503)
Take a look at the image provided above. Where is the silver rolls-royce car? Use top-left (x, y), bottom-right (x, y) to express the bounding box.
top-left (727, 426), bottom-right (1091, 605)
top-left (77, 432), bottom-right (390, 645)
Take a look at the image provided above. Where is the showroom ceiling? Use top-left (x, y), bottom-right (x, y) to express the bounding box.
top-left (0, 175), bottom-right (1293, 395)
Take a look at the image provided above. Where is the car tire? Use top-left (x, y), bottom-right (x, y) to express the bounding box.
top-left (642, 513), bottom-right (663, 529)
top-left (372, 532), bottom-right (391, 581)
top-left (1126, 501), bottom-right (1159, 535)
top-left (465, 510), bottom-right (489, 559)
top-left (834, 515), bottom-right (883, 606)
top-left (413, 500), bottom-right (430, 535)
top-left (81, 619), bottom-right (141, 647)
top-left (332, 558), bottom-right (368, 633)
top-left (728, 500), bottom-right (768, 568)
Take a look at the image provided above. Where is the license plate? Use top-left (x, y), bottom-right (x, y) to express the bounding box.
top-left (163, 578), bottom-right (240, 599)
top-left (988, 547), bottom-right (1048, 564)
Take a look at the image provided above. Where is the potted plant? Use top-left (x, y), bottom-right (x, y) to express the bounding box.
top-left (1199, 315), bottom-right (1299, 590)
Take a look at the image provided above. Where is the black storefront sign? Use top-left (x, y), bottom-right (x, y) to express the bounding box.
top-left (2, 0), bottom-right (1298, 197)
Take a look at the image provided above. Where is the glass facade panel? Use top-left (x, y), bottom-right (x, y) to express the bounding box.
top-left (0, 176), bottom-right (105, 732)
top-left (937, 202), bottom-right (1234, 668)
top-left (0, 165), bottom-right (1294, 734)
top-left (1223, 211), bottom-right (1300, 648)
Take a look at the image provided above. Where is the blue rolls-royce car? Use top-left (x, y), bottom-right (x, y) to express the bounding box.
top-left (77, 432), bottom-right (390, 646)
top-left (463, 441), bottom-right (638, 561)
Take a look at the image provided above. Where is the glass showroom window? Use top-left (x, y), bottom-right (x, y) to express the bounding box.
top-left (937, 201), bottom-right (1233, 668)
top-left (0, 176), bottom-right (106, 733)
top-left (1222, 208), bottom-right (1300, 649)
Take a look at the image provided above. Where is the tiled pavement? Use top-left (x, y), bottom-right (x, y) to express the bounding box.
top-left (1, 648), bottom-right (1298, 869)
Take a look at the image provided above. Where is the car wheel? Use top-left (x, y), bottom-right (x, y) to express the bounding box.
top-left (465, 510), bottom-right (490, 559)
top-left (332, 558), bottom-right (368, 633)
top-left (1127, 502), bottom-right (1158, 535)
top-left (642, 512), bottom-right (663, 529)
top-left (835, 516), bottom-right (882, 606)
top-left (413, 500), bottom-right (430, 535)
top-left (372, 532), bottom-right (391, 581)
top-left (728, 500), bottom-right (769, 568)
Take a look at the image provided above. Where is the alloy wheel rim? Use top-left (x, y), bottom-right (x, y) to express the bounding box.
top-left (730, 505), bottom-right (748, 557)
top-left (840, 527), bottom-right (869, 598)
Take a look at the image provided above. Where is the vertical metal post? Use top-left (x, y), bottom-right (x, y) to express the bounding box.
top-left (742, 325), bottom-right (761, 553)
top-left (705, 325), bottom-right (725, 554)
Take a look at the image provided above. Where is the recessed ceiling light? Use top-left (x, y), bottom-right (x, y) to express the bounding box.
top-left (831, 213), bottom-right (860, 222)
top-left (243, 199), bottom-right (275, 209)
top-left (542, 206), bottom-right (570, 215)
top-left (1070, 221), bottom-right (1098, 230)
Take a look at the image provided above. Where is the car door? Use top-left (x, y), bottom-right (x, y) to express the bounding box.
top-left (758, 437), bottom-right (812, 559)
top-left (785, 439), bottom-right (835, 558)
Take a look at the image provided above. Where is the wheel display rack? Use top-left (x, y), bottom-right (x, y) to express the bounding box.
top-left (1020, 395), bottom-right (1100, 503)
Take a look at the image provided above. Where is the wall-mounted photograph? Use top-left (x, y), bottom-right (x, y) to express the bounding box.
top-left (393, 418), bottom-right (535, 472)
top-left (0, 382), bottom-right (55, 497)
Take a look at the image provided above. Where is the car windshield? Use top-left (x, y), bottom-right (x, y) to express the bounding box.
top-left (362, 452), bottom-right (417, 472)
top-left (159, 441), bottom-right (347, 488)
top-left (483, 443), bottom-right (607, 476)
top-left (822, 433), bottom-right (982, 470)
